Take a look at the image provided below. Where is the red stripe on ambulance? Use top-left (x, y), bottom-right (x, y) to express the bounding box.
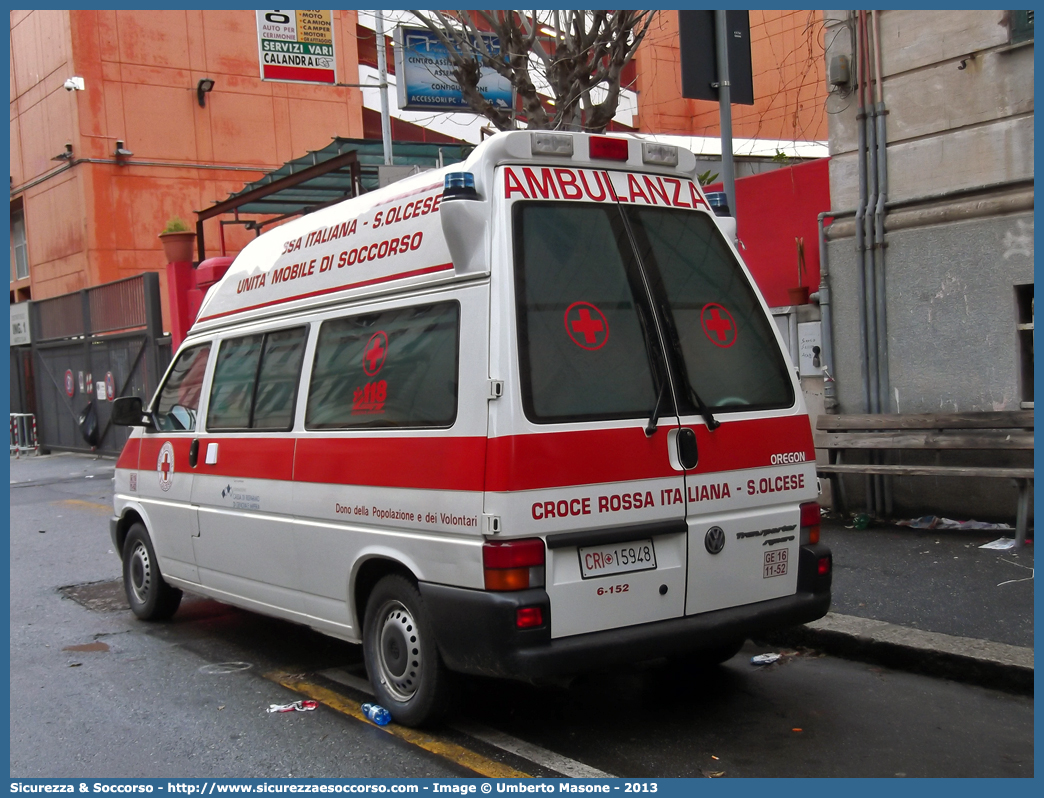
top-left (124, 416), bottom-right (811, 494)
top-left (116, 436), bottom-right (140, 470)
top-left (484, 415), bottom-right (814, 492)
top-left (197, 263), bottom-right (454, 323)
top-left (294, 436), bottom-right (486, 491)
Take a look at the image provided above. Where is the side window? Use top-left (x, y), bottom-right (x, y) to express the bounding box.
top-left (207, 335), bottom-right (264, 429)
top-left (253, 327), bottom-right (309, 429)
top-left (207, 327), bottom-right (307, 431)
top-left (153, 344), bottom-right (211, 432)
top-left (306, 301), bottom-right (459, 429)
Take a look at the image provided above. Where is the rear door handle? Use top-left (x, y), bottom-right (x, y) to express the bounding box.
top-left (676, 428), bottom-right (699, 470)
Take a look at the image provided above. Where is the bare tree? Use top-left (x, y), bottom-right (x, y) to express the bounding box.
top-left (407, 10), bottom-right (655, 133)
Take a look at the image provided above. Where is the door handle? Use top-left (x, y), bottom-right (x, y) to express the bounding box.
top-left (676, 428), bottom-right (698, 470)
top-left (189, 438), bottom-right (199, 468)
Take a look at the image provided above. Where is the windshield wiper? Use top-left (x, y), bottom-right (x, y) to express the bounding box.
top-left (636, 304), bottom-right (669, 436)
top-left (659, 304), bottom-right (720, 431)
top-left (646, 380), bottom-right (667, 437)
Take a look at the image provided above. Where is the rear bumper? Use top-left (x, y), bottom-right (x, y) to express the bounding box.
top-left (421, 542), bottom-right (832, 681)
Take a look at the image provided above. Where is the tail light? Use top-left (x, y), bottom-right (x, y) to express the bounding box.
top-left (800, 501), bottom-right (821, 545)
top-left (588, 136), bottom-right (629, 161)
top-left (818, 556), bottom-right (831, 576)
top-left (483, 538), bottom-right (545, 591)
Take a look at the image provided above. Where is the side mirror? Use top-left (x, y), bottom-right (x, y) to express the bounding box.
top-left (111, 396), bottom-right (154, 429)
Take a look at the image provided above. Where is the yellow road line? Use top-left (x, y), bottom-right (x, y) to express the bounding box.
top-left (266, 672), bottom-right (532, 779)
top-left (56, 499), bottom-right (112, 513)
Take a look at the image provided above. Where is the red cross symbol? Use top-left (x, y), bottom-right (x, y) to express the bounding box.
top-left (700, 303), bottom-right (737, 348)
top-left (564, 302), bottom-right (610, 350)
top-left (363, 331), bottom-right (388, 376)
top-left (160, 451), bottom-right (171, 480)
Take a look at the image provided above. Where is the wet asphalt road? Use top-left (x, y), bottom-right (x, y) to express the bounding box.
top-left (8, 453), bottom-right (1034, 778)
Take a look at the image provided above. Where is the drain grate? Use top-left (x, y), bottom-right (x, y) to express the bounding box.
top-left (59, 579), bottom-right (127, 613)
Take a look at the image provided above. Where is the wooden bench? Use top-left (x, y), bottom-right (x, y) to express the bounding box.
top-left (815, 412), bottom-right (1034, 549)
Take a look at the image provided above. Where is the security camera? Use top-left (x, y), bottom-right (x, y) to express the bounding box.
top-left (63, 77), bottom-right (85, 92)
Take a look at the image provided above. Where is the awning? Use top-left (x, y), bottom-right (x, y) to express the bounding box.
top-left (193, 137), bottom-right (473, 261)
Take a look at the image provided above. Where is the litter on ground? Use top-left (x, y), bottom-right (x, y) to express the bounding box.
top-left (750, 653), bottom-right (782, 666)
top-left (898, 516), bottom-right (1012, 531)
top-left (267, 700), bottom-right (318, 713)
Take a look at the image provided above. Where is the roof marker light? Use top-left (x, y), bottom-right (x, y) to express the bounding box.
top-left (532, 133), bottom-right (573, 157)
top-left (642, 142), bottom-right (679, 167)
top-left (588, 136), bottom-right (629, 161)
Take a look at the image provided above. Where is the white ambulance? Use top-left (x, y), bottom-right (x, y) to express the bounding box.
top-left (110, 130), bottom-right (831, 726)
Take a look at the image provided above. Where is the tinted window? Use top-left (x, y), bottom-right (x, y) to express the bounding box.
top-left (207, 327), bottom-right (307, 431)
top-left (514, 203), bottom-right (658, 423)
top-left (154, 344), bottom-right (211, 432)
top-left (627, 207), bottom-right (794, 412)
top-left (207, 335), bottom-right (263, 429)
top-left (306, 302), bottom-right (458, 429)
top-left (253, 327), bottom-right (309, 429)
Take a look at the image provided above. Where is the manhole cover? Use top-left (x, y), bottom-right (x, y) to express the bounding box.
top-left (59, 580), bottom-right (127, 613)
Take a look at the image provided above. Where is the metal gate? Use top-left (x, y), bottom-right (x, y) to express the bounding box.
top-left (30, 273), bottom-right (172, 456)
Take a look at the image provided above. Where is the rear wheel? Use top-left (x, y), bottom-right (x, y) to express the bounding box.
top-left (123, 523), bottom-right (182, 620)
top-left (363, 574), bottom-right (452, 727)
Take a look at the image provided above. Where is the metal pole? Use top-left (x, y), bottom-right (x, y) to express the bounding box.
top-left (714, 11), bottom-right (736, 217)
top-left (853, 12), bottom-right (871, 415)
top-left (872, 9), bottom-right (891, 416)
top-left (817, 212), bottom-right (837, 413)
top-left (375, 11), bottom-right (393, 166)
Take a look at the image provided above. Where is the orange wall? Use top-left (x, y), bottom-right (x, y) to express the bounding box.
top-left (11, 9), bottom-right (366, 329)
top-left (635, 10), bottom-right (828, 141)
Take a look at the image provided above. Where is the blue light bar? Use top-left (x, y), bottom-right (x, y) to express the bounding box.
top-left (705, 191), bottom-right (731, 217)
top-left (443, 172), bottom-right (479, 200)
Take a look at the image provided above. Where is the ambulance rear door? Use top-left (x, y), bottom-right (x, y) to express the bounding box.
top-left (487, 165), bottom-right (690, 640)
top-left (619, 199), bottom-right (817, 616)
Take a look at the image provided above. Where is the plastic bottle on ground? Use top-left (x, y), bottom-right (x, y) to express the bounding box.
top-left (361, 702), bottom-right (391, 726)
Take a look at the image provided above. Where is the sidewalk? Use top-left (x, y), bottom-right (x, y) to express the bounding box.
top-left (766, 519), bottom-right (1034, 693)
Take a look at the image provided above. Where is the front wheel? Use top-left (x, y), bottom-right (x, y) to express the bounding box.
top-left (362, 575), bottom-right (452, 727)
top-left (123, 523), bottom-right (182, 620)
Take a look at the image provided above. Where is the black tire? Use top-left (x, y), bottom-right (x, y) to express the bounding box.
top-left (122, 522), bottom-right (182, 620)
top-left (362, 574), bottom-right (452, 727)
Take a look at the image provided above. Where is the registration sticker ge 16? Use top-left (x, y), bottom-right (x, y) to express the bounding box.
top-left (763, 548), bottom-right (788, 578)
top-left (579, 539), bottom-right (656, 579)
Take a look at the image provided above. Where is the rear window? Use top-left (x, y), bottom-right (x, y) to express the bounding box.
top-left (306, 301), bottom-right (459, 429)
top-left (513, 203), bottom-right (658, 423)
top-left (627, 207), bottom-right (794, 412)
top-left (513, 200), bottom-right (793, 425)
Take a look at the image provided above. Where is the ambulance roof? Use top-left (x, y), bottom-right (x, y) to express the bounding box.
top-left (191, 131), bottom-right (701, 335)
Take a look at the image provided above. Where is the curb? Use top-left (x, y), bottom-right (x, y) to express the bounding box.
top-left (760, 612), bottom-right (1034, 695)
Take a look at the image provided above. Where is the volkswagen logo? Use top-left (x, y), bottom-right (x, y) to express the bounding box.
top-left (705, 526), bottom-right (726, 555)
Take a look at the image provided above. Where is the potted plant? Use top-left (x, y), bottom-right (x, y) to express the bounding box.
top-left (787, 236), bottom-right (810, 305)
top-left (158, 216), bottom-right (196, 263)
